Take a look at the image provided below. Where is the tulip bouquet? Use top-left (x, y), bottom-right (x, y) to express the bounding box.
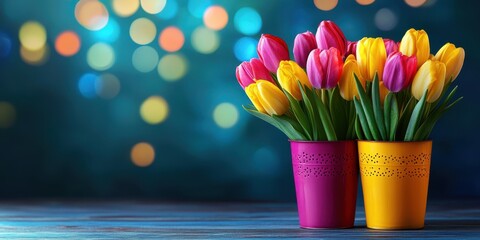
top-left (236, 21), bottom-right (358, 141)
top-left (352, 29), bottom-right (465, 141)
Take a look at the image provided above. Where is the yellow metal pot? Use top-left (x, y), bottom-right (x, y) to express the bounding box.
top-left (358, 140), bottom-right (432, 230)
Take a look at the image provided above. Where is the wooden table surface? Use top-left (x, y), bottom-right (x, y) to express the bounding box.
top-left (0, 200), bottom-right (479, 239)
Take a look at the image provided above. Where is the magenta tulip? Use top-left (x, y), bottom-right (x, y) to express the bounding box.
top-left (346, 41), bottom-right (357, 57)
top-left (257, 34), bottom-right (290, 73)
top-left (383, 52), bottom-right (417, 92)
top-left (293, 31), bottom-right (317, 68)
top-left (315, 20), bottom-right (348, 56)
top-left (384, 38), bottom-right (399, 56)
top-left (236, 58), bottom-right (274, 89)
top-left (306, 48), bottom-right (343, 89)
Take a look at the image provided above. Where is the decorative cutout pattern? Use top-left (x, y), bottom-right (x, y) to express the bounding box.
top-left (293, 151), bottom-right (357, 178)
top-left (359, 152), bottom-right (430, 178)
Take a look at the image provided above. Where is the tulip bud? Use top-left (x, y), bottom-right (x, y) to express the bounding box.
top-left (399, 28), bottom-right (430, 68)
top-left (236, 58), bottom-right (274, 89)
top-left (257, 34), bottom-right (290, 73)
top-left (382, 52), bottom-right (417, 92)
top-left (277, 60), bottom-right (311, 100)
top-left (245, 80), bottom-right (289, 116)
top-left (411, 60), bottom-right (446, 103)
top-left (316, 20), bottom-right (347, 56)
top-left (356, 37), bottom-right (387, 81)
top-left (434, 42), bottom-right (465, 83)
top-left (346, 41), bottom-right (357, 57)
top-left (384, 38), bottom-right (399, 56)
top-left (339, 54), bottom-right (365, 101)
top-left (307, 48), bottom-right (343, 89)
top-left (293, 31), bottom-right (317, 68)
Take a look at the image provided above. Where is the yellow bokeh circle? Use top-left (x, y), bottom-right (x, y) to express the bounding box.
top-left (19, 21), bottom-right (47, 51)
top-left (129, 18), bottom-right (157, 45)
top-left (157, 54), bottom-right (188, 81)
top-left (112, 0), bottom-right (140, 17)
top-left (0, 101), bottom-right (16, 128)
top-left (213, 103), bottom-right (239, 128)
top-left (140, 96), bottom-right (169, 124)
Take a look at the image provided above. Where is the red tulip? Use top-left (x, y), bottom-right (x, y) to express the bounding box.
top-left (236, 58), bottom-right (274, 89)
top-left (257, 34), bottom-right (290, 73)
top-left (306, 47), bottom-right (343, 89)
top-left (293, 31), bottom-right (317, 68)
top-left (384, 38), bottom-right (399, 56)
top-left (315, 20), bottom-right (347, 56)
top-left (346, 41), bottom-right (357, 57)
top-left (382, 52), bottom-right (417, 92)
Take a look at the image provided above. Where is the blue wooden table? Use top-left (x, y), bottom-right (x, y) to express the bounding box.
top-left (0, 200), bottom-right (479, 239)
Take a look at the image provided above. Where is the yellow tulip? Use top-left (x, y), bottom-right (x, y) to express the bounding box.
top-left (399, 28), bottom-right (430, 68)
top-left (411, 60), bottom-right (446, 103)
top-left (246, 80), bottom-right (289, 116)
top-left (356, 37), bottom-right (387, 81)
top-left (277, 60), bottom-right (312, 100)
top-left (339, 54), bottom-right (365, 100)
top-left (434, 43), bottom-right (465, 83)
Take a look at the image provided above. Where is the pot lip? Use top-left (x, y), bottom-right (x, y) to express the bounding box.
top-left (356, 139), bottom-right (432, 143)
top-left (288, 139), bottom-right (356, 143)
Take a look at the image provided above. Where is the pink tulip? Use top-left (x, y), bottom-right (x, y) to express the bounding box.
top-left (293, 31), bottom-right (317, 68)
top-left (384, 38), bottom-right (399, 56)
top-left (257, 34), bottom-right (290, 73)
top-left (383, 52), bottom-right (417, 92)
top-left (346, 41), bottom-right (357, 57)
top-left (306, 47), bottom-right (344, 89)
top-left (315, 20), bottom-right (347, 56)
top-left (236, 58), bottom-right (274, 89)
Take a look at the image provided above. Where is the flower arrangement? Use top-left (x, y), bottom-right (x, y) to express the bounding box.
top-left (235, 20), bottom-right (465, 142)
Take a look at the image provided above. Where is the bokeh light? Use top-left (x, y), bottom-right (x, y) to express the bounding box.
top-left (159, 26), bottom-right (184, 52)
top-left (356, 0), bottom-right (375, 5)
top-left (92, 18), bottom-right (120, 43)
top-left (0, 101), bottom-right (16, 128)
top-left (132, 46), bottom-right (159, 73)
top-left (78, 73), bottom-right (98, 98)
top-left (55, 31), bottom-right (81, 57)
top-left (140, 96), bottom-right (169, 124)
top-left (19, 21), bottom-right (47, 51)
top-left (131, 142), bottom-right (155, 167)
top-left (87, 43), bottom-right (115, 71)
top-left (157, 54), bottom-right (188, 81)
top-left (213, 103), bottom-right (238, 129)
top-left (130, 18), bottom-right (157, 45)
top-left (95, 73), bottom-right (121, 99)
top-left (234, 8), bottom-right (262, 36)
top-left (75, 0), bottom-right (109, 31)
top-left (188, 0), bottom-right (211, 18)
top-left (20, 45), bottom-right (49, 66)
top-left (112, 0), bottom-right (139, 17)
top-left (140, 0), bottom-right (166, 14)
top-left (313, 0), bottom-right (338, 11)
top-left (405, 0), bottom-right (427, 7)
top-left (157, 0), bottom-right (178, 19)
top-left (203, 5), bottom-right (228, 30)
top-left (375, 8), bottom-right (398, 31)
top-left (191, 26), bottom-right (220, 54)
top-left (234, 37), bottom-right (258, 61)
top-left (0, 32), bottom-right (12, 59)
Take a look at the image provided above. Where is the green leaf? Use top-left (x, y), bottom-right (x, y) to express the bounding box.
top-left (354, 74), bottom-right (380, 140)
top-left (284, 91), bottom-right (313, 140)
top-left (306, 87), bottom-right (327, 140)
top-left (298, 82), bottom-right (318, 140)
top-left (328, 88), bottom-right (348, 140)
top-left (384, 92), bottom-right (393, 138)
top-left (314, 90), bottom-right (337, 141)
top-left (371, 74), bottom-right (387, 140)
top-left (404, 90), bottom-right (428, 141)
top-left (389, 94), bottom-right (399, 141)
top-left (353, 98), bottom-right (373, 140)
top-left (397, 96), bottom-right (415, 140)
top-left (355, 115), bottom-right (365, 140)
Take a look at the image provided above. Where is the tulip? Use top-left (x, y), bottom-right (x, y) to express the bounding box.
top-left (306, 48), bottom-right (343, 89)
top-left (245, 80), bottom-right (289, 116)
top-left (411, 60), bottom-right (446, 103)
top-left (356, 37), bottom-right (387, 81)
top-left (384, 38), bottom-right (399, 56)
top-left (346, 41), bottom-right (357, 57)
top-left (434, 42), bottom-right (465, 83)
top-left (399, 28), bottom-right (430, 68)
top-left (316, 20), bottom-right (347, 56)
top-left (293, 31), bottom-right (317, 68)
top-left (339, 54), bottom-right (365, 101)
top-left (257, 34), bottom-right (290, 73)
top-left (277, 60), bottom-right (312, 100)
top-left (236, 58), bottom-right (274, 89)
top-left (382, 52), bottom-right (417, 92)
